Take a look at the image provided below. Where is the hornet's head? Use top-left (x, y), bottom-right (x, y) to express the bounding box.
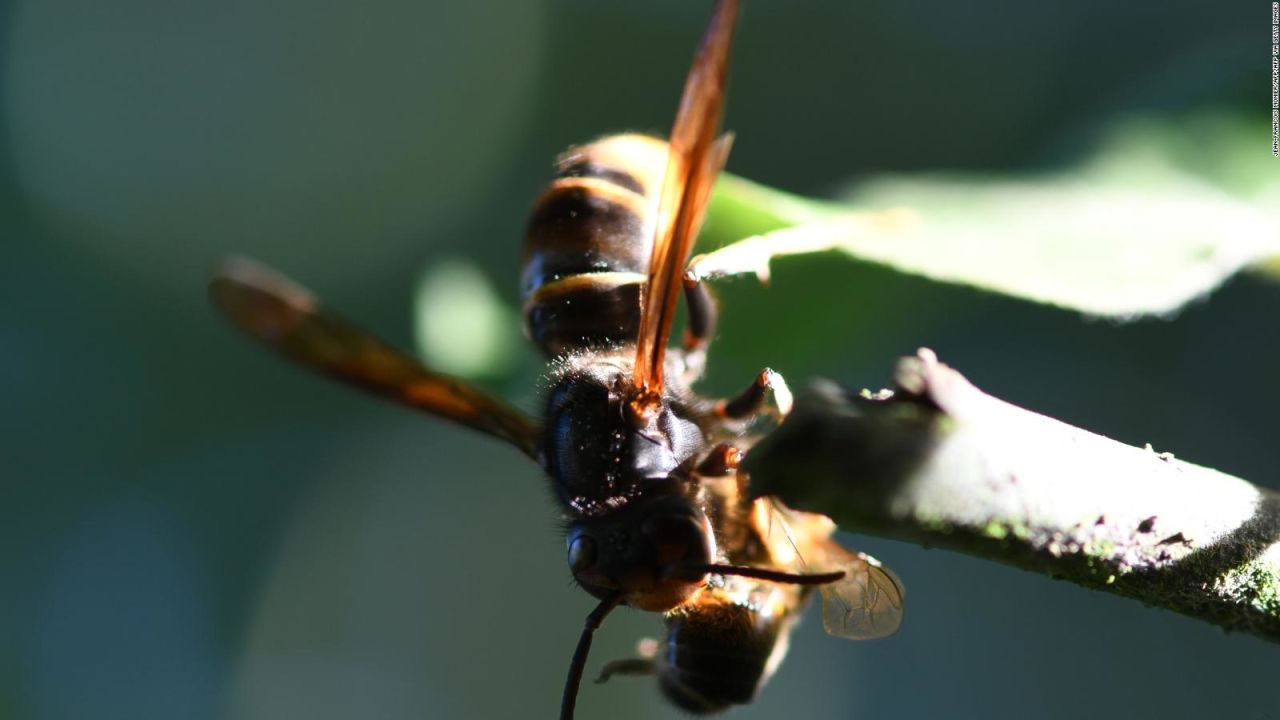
top-left (566, 492), bottom-right (716, 611)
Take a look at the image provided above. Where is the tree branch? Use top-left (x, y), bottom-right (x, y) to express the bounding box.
top-left (744, 349), bottom-right (1280, 643)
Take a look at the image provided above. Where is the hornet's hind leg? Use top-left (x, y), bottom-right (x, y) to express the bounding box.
top-left (679, 267), bottom-right (793, 425)
top-left (680, 270), bottom-right (717, 381)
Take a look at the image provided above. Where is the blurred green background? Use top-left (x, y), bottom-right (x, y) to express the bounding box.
top-left (3, 1), bottom-right (1276, 719)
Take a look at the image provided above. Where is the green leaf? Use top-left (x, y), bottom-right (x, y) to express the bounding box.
top-left (705, 115), bottom-right (1280, 318)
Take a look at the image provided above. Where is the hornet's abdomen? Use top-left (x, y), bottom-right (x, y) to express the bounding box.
top-left (522, 134), bottom-right (669, 358)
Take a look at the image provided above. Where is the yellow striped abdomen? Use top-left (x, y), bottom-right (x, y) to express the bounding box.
top-left (522, 134), bottom-right (668, 358)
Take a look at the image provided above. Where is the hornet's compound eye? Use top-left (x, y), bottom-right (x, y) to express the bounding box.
top-left (567, 533), bottom-right (598, 574)
top-left (642, 513), bottom-right (710, 567)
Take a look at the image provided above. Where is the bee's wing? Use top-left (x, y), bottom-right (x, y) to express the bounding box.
top-left (632, 0), bottom-right (739, 395)
top-left (752, 498), bottom-right (904, 639)
top-left (818, 545), bottom-right (906, 640)
top-left (210, 257), bottom-right (542, 460)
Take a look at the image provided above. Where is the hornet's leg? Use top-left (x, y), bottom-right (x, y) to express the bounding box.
top-left (595, 639), bottom-right (659, 684)
top-left (696, 442), bottom-right (753, 551)
top-left (595, 658), bottom-right (656, 684)
top-left (696, 442), bottom-right (743, 477)
top-left (681, 270), bottom-right (717, 381)
top-left (715, 368), bottom-right (793, 422)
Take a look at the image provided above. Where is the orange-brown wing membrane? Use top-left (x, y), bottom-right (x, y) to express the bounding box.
top-left (210, 257), bottom-right (542, 459)
top-left (633, 0), bottom-right (739, 394)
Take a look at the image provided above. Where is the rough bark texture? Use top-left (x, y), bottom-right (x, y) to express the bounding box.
top-left (744, 349), bottom-right (1280, 643)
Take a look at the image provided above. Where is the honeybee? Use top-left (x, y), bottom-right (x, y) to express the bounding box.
top-left (210, 1), bottom-right (904, 717)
